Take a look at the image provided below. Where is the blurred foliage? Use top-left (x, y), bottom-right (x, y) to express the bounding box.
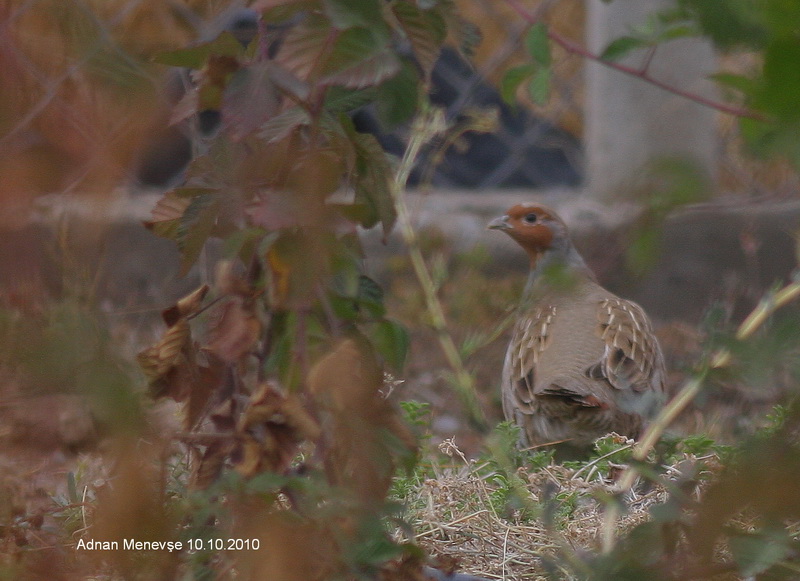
top-left (595, 0), bottom-right (800, 170)
top-left (130, 1), bottom-right (466, 577)
top-left (4, 0), bottom-right (800, 579)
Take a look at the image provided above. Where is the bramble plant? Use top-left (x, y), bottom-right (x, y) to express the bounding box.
top-left (4, 1), bottom-right (800, 579)
top-left (134, 1), bottom-right (473, 578)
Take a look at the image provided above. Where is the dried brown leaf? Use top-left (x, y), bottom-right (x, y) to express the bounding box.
top-left (169, 89), bottom-right (199, 126)
top-left (207, 297), bottom-right (261, 364)
top-left (192, 439), bottom-right (232, 489)
top-left (210, 398), bottom-right (237, 432)
top-left (234, 382), bottom-right (320, 474)
top-left (185, 358), bottom-right (226, 430)
top-left (137, 319), bottom-right (191, 383)
top-left (308, 339), bottom-right (416, 505)
top-left (233, 436), bottom-right (264, 477)
top-left (265, 232), bottom-right (330, 310)
top-left (233, 511), bottom-right (334, 581)
top-left (162, 284), bottom-right (209, 327)
top-left (214, 260), bottom-right (252, 296)
top-left (147, 190), bottom-right (191, 224)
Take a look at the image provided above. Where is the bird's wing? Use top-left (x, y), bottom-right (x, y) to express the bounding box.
top-left (592, 297), bottom-right (665, 394)
top-left (505, 305), bottom-right (556, 410)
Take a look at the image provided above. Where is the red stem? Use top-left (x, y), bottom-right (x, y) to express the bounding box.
top-left (504, 0), bottom-right (764, 120)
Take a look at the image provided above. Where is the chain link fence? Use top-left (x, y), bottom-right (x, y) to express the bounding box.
top-left (1, 0), bottom-right (795, 222)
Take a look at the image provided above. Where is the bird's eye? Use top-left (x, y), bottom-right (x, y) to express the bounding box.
top-left (523, 213), bottom-right (538, 224)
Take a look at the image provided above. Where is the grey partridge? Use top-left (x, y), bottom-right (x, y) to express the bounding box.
top-left (489, 204), bottom-right (665, 452)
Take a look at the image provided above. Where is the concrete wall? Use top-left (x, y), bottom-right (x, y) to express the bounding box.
top-left (585, 0), bottom-right (719, 197)
top-left (5, 191), bottom-right (796, 327)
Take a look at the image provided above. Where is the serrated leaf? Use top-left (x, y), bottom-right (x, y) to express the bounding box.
top-left (179, 194), bottom-right (220, 275)
top-left (392, 2), bottom-right (446, 80)
top-left (500, 63), bottom-right (535, 105)
top-left (258, 107), bottom-right (311, 143)
top-left (147, 188), bottom-right (222, 275)
top-left (525, 22), bottom-right (551, 67)
top-left (325, 0), bottom-right (384, 30)
top-left (155, 31), bottom-right (244, 69)
top-left (261, 1), bottom-right (317, 24)
top-left (223, 63), bottom-right (282, 139)
top-left (145, 191), bottom-right (192, 241)
top-left (278, 16), bottom-right (399, 89)
top-left (324, 86), bottom-right (379, 113)
top-left (277, 13), bottom-right (331, 80)
top-left (343, 120), bottom-right (396, 234)
top-left (369, 319), bottom-right (409, 372)
top-left (169, 90), bottom-right (199, 126)
top-left (223, 227), bottom-right (270, 262)
top-left (376, 60), bottom-right (419, 128)
top-left (321, 27), bottom-right (401, 89)
top-left (528, 66), bottom-right (551, 106)
top-left (600, 36), bottom-right (648, 61)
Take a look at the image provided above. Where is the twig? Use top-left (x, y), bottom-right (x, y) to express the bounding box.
top-left (600, 276), bottom-right (800, 553)
top-left (390, 104), bottom-right (487, 428)
top-left (503, 0), bottom-right (764, 120)
top-left (736, 279), bottom-right (800, 340)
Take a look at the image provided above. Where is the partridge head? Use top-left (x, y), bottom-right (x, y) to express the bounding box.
top-left (489, 204), bottom-right (665, 454)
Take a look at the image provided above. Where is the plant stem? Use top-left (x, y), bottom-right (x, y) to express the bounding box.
top-left (390, 105), bottom-right (487, 429)
top-left (600, 373), bottom-right (706, 553)
top-left (504, 0), bottom-right (763, 120)
top-left (601, 276), bottom-right (800, 552)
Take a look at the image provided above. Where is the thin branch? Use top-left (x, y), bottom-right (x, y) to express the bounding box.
top-left (503, 0), bottom-right (764, 120)
top-left (390, 104), bottom-right (487, 429)
top-left (601, 275), bottom-right (800, 553)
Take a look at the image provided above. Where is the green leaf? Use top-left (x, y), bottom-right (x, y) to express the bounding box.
top-left (710, 72), bottom-right (756, 94)
top-left (155, 31), bottom-right (243, 69)
top-left (342, 117), bottom-right (396, 234)
top-left (679, 0), bottom-right (768, 50)
top-left (730, 530), bottom-right (792, 577)
top-left (262, 1), bottom-right (317, 24)
top-left (325, 0), bottom-right (384, 30)
top-left (223, 227), bottom-right (270, 262)
top-left (525, 22), bottom-right (551, 67)
top-left (500, 63), bottom-right (535, 105)
top-left (376, 60), bottom-right (419, 128)
top-left (757, 38), bottom-right (800, 121)
top-left (258, 107), bottom-right (311, 143)
top-left (392, 2), bottom-right (446, 80)
top-left (528, 66), bottom-right (551, 106)
top-left (223, 63), bottom-right (282, 139)
top-left (322, 27), bottom-right (401, 88)
top-left (179, 193), bottom-right (220, 275)
top-left (656, 23), bottom-right (699, 42)
top-left (368, 319), bottom-right (409, 372)
top-left (356, 275), bottom-right (386, 318)
top-left (324, 86), bottom-right (379, 113)
top-left (600, 36), bottom-right (648, 61)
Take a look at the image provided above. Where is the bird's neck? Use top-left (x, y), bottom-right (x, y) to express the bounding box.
top-left (523, 242), bottom-right (595, 300)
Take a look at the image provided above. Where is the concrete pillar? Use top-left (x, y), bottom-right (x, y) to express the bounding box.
top-left (585, 0), bottom-right (718, 197)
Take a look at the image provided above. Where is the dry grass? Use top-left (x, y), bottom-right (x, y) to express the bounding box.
top-left (392, 436), bottom-right (717, 580)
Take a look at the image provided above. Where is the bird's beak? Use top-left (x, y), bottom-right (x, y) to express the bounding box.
top-left (487, 215), bottom-right (511, 231)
